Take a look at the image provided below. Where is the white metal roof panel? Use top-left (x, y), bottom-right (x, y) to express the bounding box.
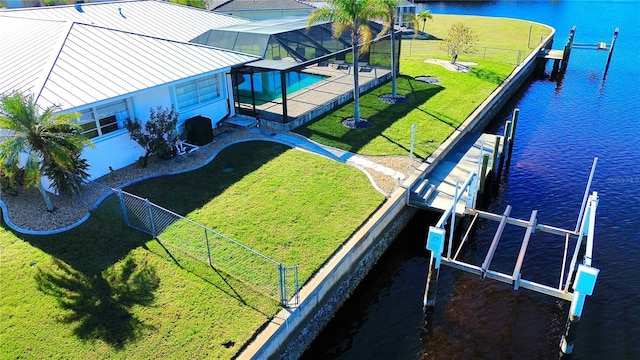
top-left (0, 17), bottom-right (70, 98)
top-left (213, 0), bottom-right (314, 11)
top-left (0, 0), bottom-right (251, 42)
top-left (1, 17), bottom-right (259, 111)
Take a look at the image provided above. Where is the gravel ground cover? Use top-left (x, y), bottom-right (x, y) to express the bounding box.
top-left (0, 128), bottom-right (408, 232)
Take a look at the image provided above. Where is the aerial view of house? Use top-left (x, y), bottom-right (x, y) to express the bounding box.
top-left (1, 0), bottom-right (259, 180)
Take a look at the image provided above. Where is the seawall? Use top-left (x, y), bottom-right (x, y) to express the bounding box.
top-left (239, 25), bottom-right (556, 359)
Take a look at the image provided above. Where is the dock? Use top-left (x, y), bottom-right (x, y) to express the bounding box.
top-left (413, 109), bottom-right (601, 357)
top-left (540, 49), bottom-right (565, 60)
top-left (404, 108), bottom-right (601, 356)
top-left (538, 26), bottom-right (618, 80)
top-left (409, 132), bottom-right (502, 213)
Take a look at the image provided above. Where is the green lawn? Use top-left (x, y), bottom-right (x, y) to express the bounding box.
top-left (0, 15), bottom-right (552, 360)
top-left (295, 15), bottom-right (551, 159)
top-left (0, 142), bottom-right (384, 359)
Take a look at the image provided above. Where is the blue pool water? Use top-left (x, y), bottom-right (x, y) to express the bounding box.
top-left (238, 71), bottom-right (326, 104)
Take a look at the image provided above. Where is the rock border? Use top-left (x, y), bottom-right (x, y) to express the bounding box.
top-left (341, 118), bottom-right (372, 129)
top-left (378, 94), bottom-right (408, 104)
top-left (415, 76), bottom-right (441, 84)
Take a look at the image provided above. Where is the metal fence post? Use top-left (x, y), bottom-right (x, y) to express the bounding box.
top-left (293, 266), bottom-right (299, 306)
top-left (117, 189), bottom-right (130, 226)
top-left (146, 199), bottom-right (156, 237)
top-left (204, 228), bottom-right (212, 267)
top-left (278, 263), bottom-right (286, 306)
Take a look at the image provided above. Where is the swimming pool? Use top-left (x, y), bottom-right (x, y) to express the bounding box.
top-left (236, 70), bottom-right (327, 105)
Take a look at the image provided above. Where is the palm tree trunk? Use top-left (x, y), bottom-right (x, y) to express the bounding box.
top-left (390, 26), bottom-right (397, 97)
top-left (352, 31), bottom-right (361, 123)
top-left (38, 183), bottom-right (55, 212)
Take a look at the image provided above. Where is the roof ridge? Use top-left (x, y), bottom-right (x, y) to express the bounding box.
top-left (71, 21), bottom-right (260, 59)
top-left (33, 21), bottom-right (76, 107)
top-left (211, 0), bottom-right (235, 11)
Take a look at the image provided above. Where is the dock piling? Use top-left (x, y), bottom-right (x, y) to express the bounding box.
top-left (561, 26), bottom-right (576, 73)
top-left (507, 109), bottom-right (519, 163)
top-left (560, 264), bottom-right (600, 355)
top-left (424, 227), bottom-right (446, 308)
top-left (603, 27), bottom-right (619, 80)
top-left (491, 136), bottom-right (500, 173)
top-left (479, 153), bottom-right (489, 194)
top-left (497, 120), bottom-right (511, 180)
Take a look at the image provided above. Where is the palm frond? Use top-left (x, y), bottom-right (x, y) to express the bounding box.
top-left (358, 24), bottom-right (374, 53)
top-left (24, 154), bottom-right (42, 187)
top-left (307, 7), bottom-right (334, 29)
top-left (0, 92), bottom-right (94, 195)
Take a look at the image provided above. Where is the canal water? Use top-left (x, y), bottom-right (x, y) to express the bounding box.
top-left (302, 1), bottom-right (640, 359)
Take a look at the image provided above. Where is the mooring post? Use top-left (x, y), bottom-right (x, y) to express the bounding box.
top-left (491, 136), bottom-right (500, 172)
top-left (479, 153), bottom-right (490, 194)
top-left (560, 264), bottom-right (600, 355)
top-left (507, 108), bottom-right (519, 164)
top-left (603, 27), bottom-right (619, 79)
top-left (561, 26), bottom-right (576, 73)
top-left (497, 121), bottom-right (511, 181)
top-left (550, 59), bottom-right (560, 80)
top-left (424, 227), bottom-right (445, 308)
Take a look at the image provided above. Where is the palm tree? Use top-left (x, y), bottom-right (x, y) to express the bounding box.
top-left (377, 0), bottom-right (421, 98)
top-left (308, 0), bottom-right (386, 125)
top-left (0, 93), bottom-right (93, 211)
top-left (417, 10), bottom-right (433, 34)
top-left (377, 0), bottom-right (402, 98)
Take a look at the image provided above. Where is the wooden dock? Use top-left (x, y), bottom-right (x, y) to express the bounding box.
top-left (409, 132), bottom-right (503, 213)
top-left (540, 49), bottom-right (564, 60)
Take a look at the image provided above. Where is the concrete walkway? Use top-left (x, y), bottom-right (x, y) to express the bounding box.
top-left (254, 129), bottom-right (405, 181)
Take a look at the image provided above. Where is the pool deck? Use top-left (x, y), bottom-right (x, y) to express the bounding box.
top-left (243, 64), bottom-right (391, 123)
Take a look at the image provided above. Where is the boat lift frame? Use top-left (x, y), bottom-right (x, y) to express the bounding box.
top-left (423, 158), bottom-right (600, 355)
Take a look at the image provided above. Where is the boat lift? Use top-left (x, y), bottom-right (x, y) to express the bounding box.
top-left (423, 157), bottom-right (600, 356)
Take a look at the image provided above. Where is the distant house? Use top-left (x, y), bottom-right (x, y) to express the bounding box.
top-left (209, 0), bottom-right (315, 20)
top-left (210, 0), bottom-right (416, 28)
top-left (0, 0), bottom-right (258, 181)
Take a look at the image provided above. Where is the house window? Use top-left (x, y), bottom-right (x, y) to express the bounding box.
top-left (175, 75), bottom-right (221, 110)
top-left (77, 99), bottom-right (130, 138)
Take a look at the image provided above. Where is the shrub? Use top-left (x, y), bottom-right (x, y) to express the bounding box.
top-left (43, 155), bottom-right (90, 196)
top-left (125, 106), bottom-right (179, 167)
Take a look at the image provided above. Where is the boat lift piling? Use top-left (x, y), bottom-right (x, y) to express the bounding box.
top-left (541, 26), bottom-right (619, 81)
top-left (560, 26), bottom-right (576, 73)
top-left (496, 109), bottom-right (518, 183)
top-left (603, 27), bottom-right (619, 80)
top-left (421, 152), bottom-right (600, 355)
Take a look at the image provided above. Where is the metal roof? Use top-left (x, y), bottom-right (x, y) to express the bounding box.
top-left (246, 59), bottom-right (305, 71)
top-left (0, 18), bottom-right (70, 101)
top-left (211, 16), bottom-right (327, 35)
top-left (0, 16), bottom-right (259, 111)
top-left (213, 0), bottom-right (314, 11)
top-left (0, 0), bottom-right (251, 42)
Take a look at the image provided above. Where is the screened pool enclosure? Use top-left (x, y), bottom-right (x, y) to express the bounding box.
top-left (191, 17), bottom-right (399, 124)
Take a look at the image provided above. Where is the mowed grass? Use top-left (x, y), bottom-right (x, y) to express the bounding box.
top-left (295, 15), bottom-right (551, 159)
top-left (125, 142), bottom-right (385, 284)
top-left (0, 15), bottom-right (552, 360)
top-left (0, 141), bottom-right (384, 359)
